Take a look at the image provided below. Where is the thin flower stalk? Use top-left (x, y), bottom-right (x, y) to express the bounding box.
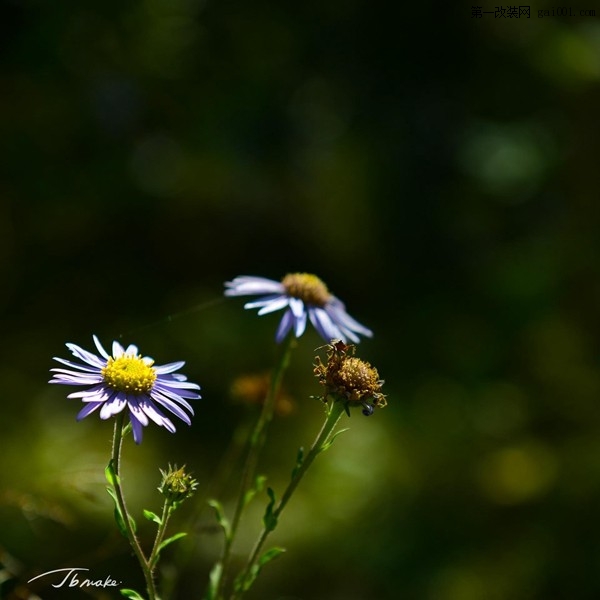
top-left (232, 399), bottom-right (347, 600)
top-left (111, 413), bottom-right (158, 600)
top-left (212, 335), bottom-right (296, 600)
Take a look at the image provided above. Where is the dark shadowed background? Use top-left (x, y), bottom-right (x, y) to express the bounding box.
top-left (2, 1), bottom-right (600, 599)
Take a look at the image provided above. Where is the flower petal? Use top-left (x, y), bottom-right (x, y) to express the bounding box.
top-left (254, 296), bottom-right (291, 315)
top-left (129, 413), bottom-right (144, 444)
top-left (225, 276), bottom-right (285, 296)
top-left (51, 357), bottom-right (102, 373)
top-left (127, 397), bottom-right (149, 426)
top-left (154, 361), bottom-right (186, 374)
top-left (308, 307), bottom-right (340, 342)
top-left (275, 308), bottom-right (295, 343)
top-left (326, 298), bottom-right (373, 338)
top-left (65, 343), bottom-right (106, 368)
top-left (76, 402), bottom-right (103, 420)
top-left (139, 399), bottom-right (176, 431)
top-left (93, 335), bottom-right (111, 360)
top-left (99, 394), bottom-right (127, 419)
top-left (154, 383), bottom-right (200, 404)
top-left (150, 390), bottom-right (193, 424)
top-left (49, 372), bottom-right (104, 385)
top-left (112, 341), bottom-right (125, 358)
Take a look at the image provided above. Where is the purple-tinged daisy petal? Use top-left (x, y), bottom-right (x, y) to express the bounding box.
top-left (52, 357), bottom-right (102, 373)
top-left (153, 361), bottom-right (186, 374)
top-left (50, 335), bottom-right (201, 444)
top-left (99, 395), bottom-right (127, 419)
top-left (326, 298), bottom-right (374, 338)
top-left (128, 397), bottom-right (149, 426)
top-left (153, 384), bottom-right (199, 405)
top-left (112, 341), bottom-right (125, 358)
top-left (254, 297), bottom-right (291, 315)
top-left (308, 306), bottom-right (339, 342)
top-left (65, 344), bottom-right (106, 368)
top-left (67, 384), bottom-right (112, 400)
top-left (93, 335), bottom-right (111, 360)
top-left (129, 414), bottom-right (144, 445)
top-left (139, 400), bottom-right (175, 430)
top-left (150, 390), bottom-right (194, 425)
top-left (275, 308), bottom-right (295, 344)
top-left (77, 402), bottom-right (103, 420)
top-left (225, 273), bottom-right (373, 344)
top-left (225, 276), bottom-right (285, 296)
top-left (49, 373), bottom-right (104, 385)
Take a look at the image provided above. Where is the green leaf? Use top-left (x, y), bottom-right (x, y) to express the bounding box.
top-left (106, 487), bottom-right (127, 538)
top-left (262, 487), bottom-right (278, 532)
top-left (204, 561), bottom-right (223, 600)
top-left (233, 547), bottom-right (286, 593)
top-left (120, 588), bottom-right (145, 600)
top-left (320, 428), bottom-right (350, 453)
top-left (207, 499), bottom-right (231, 540)
top-left (291, 446), bottom-right (304, 480)
top-left (105, 487), bottom-right (136, 537)
top-left (258, 546), bottom-right (286, 567)
top-left (105, 460), bottom-right (120, 487)
top-left (243, 474), bottom-right (266, 507)
top-left (157, 532), bottom-right (187, 554)
top-left (143, 509), bottom-right (162, 525)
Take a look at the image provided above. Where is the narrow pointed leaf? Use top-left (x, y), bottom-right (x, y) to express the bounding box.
top-left (320, 428), bottom-right (350, 453)
top-left (208, 499), bottom-right (231, 540)
top-left (263, 487), bottom-right (278, 532)
top-left (143, 509), bottom-right (162, 525)
top-left (243, 474), bottom-right (266, 507)
top-left (291, 446), bottom-right (304, 480)
top-left (258, 546), bottom-right (286, 567)
top-left (105, 486), bottom-right (136, 537)
top-left (105, 460), bottom-right (120, 486)
top-left (120, 588), bottom-right (146, 600)
top-left (157, 532), bottom-right (187, 554)
top-left (234, 546), bottom-right (286, 593)
top-left (205, 561), bottom-right (223, 600)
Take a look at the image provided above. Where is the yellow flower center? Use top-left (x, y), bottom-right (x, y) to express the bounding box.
top-left (102, 355), bottom-right (157, 394)
top-left (282, 273), bottom-right (331, 306)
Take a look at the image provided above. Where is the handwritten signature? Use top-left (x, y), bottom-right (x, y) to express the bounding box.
top-left (28, 568), bottom-right (121, 589)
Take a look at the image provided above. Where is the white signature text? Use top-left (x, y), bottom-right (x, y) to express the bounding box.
top-left (28, 568), bottom-right (121, 589)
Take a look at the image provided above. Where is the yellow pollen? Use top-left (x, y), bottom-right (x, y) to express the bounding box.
top-left (101, 355), bottom-right (157, 394)
top-left (313, 341), bottom-right (387, 409)
top-left (337, 357), bottom-right (381, 400)
top-left (282, 273), bottom-right (331, 306)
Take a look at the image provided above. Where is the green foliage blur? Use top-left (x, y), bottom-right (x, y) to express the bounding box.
top-left (2, 1), bottom-right (600, 599)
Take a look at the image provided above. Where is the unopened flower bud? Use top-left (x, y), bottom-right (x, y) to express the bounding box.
top-left (158, 464), bottom-right (198, 506)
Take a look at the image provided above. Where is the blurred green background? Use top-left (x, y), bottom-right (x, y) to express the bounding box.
top-left (2, 0), bottom-right (600, 598)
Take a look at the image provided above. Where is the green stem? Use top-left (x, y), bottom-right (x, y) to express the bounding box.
top-left (213, 335), bottom-right (295, 600)
top-left (111, 414), bottom-right (157, 600)
top-left (232, 400), bottom-right (346, 600)
top-left (149, 501), bottom-right (172, 570)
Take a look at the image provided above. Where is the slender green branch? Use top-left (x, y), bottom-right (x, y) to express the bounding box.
top-left (111, 414), bottom-right (157, 600)
top-left (232, 400), bottom-right (346, 600)
top-left (149, 501), bottom-right (172, 570)
top-left (213, 336), bottom-right (296, 600)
